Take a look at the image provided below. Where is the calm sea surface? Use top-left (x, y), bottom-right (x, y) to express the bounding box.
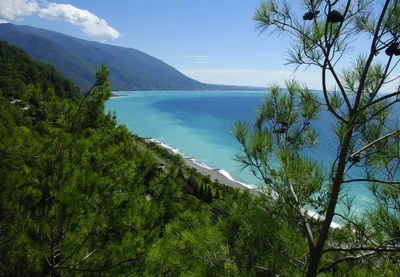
top-left (106, 91), bottom-right (399, 213)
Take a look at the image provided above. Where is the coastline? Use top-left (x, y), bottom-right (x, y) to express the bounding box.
top-left (110, 94), bottom-right (128, 98)
top-left (183, 158), bottom-right (256, 191)
top-left (144, 138), bottom-right (257, 191)
top-left (144, 137), bottom-right (341, 228)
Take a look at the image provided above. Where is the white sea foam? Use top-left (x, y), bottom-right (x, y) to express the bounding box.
top-left (160, 142), bottom-right (181, 155)
top-left (146, 138), bottom-right (159, 143)
top-left (147, 137), bottom-right (342, 227)
top-left (190, 160), bottom-right (256, 189)
top-left (191, 160), bottom-right (213, 170)
top-left (218, 169), bottom-right (257, 189)
top-left (146, 138), bottom-right (183, 156)
top-left (149, 137), bottom-right (258, 189)
top-left (189, 158), bottom-right (258, 190)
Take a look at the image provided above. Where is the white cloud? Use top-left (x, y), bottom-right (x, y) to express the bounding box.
top-left (0, 0), bottom-right (120, 41)
top-left (0, 0), bottom-right (39, 20)
top-left (0, 19), bottom-right (9, 23)
top-left (39, 3), bottom-right (120, 41)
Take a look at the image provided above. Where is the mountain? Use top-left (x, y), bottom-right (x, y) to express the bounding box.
top-left (0, 23), bottom-right (264, 91)
top-left (0, 40), bottom-right (79, 100)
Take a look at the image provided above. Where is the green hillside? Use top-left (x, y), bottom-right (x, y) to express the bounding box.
top-left (0, 40), bottom-right (278, 277)
top-left (0, 24), bottom-right (264, 91)
top-left (0, 41), bottom-right (79, 99)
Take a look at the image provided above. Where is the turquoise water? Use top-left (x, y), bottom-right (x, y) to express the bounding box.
top-left (106, 91), bottom-right (266, 187)
top-left (106, 91), bottom-right (386, 213)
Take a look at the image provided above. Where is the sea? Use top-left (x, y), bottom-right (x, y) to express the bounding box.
top-left (106, 91), bottom-right (398, 216)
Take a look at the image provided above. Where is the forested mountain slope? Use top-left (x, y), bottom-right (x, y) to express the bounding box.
top-left (0, 24), bottom-right (264, 91)
top-left (0, 41), bottom-right (271, 277)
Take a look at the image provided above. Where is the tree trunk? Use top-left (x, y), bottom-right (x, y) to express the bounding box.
top-left (306, 128), bottom-right (354, 277)
top-left (306, 249), bottom-right (322, 277)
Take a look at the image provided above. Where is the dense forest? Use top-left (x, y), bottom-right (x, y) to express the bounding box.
top-left (0, 41), bottom-right (399, 277)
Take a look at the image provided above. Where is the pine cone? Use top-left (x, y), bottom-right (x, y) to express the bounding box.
top-left (327, 10), bottom-right (344, 23)
top-left (349, 154), bottom-right (360, 163)
top-left (303, 11), bottom-right (314, 21)
top-left (385, 42), bottom-right (399, 56)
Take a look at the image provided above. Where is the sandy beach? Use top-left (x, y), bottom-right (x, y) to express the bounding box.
top-left (184, 156), bottom-right (341, 228)
top-left (144, 137), bottom-right (256, 191)
top-left (182, 157), bottom-right (255, 191)
top-left (144, 137), bottom-right (341, 228)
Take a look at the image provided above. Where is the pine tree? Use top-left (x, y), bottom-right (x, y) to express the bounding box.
top-left (206, 186), bottom-right (213, 203)
top-left (215, 188), bottom-right (220, 199)
top-left (200, 184), bottom-right (204, 201)
top-left (233, 1), bottom-right (400, 276)
top-left (178, 168), bottom-right (185, 180)
top-left (193, 183), bottom-right (198, 197)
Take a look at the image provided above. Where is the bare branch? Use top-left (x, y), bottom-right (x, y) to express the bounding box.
top-left (349, 130), bottom-right (400, 158)
top-left (360, 90), bottom-right (400, 112)
top-left (289, 181), bottom-right (316, 249)
top-left (342, 178), bottom-right (400, 185)
top-left (317, 251), bottom-right (377, 273)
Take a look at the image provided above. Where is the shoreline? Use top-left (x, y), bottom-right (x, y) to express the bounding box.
top-left (110, 94), bottom-right (128, 98)
top-left (144, 137), bottom-right (342, 228)
top-left (144, 138), bottom-right (257, 191)
top-left (112, 89), bottom-right (267, 93)
top-left (184, 158), bottom-right (256, 191)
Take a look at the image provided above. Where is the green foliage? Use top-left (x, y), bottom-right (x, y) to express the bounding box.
top-left (0, 42), bottom-right (184, 276)
top-left (233, 81), bottom-right (323, 206)
top-left (0, 41), bottom-right (304, 277)
top-left (145, 210), bottom-right (231, 277)
top-left (0, 41), bottom-right (79, 100)
top-left (239, 1), bottom-right (400, 276)
top-left (3, 18), bottom-right (399, 276)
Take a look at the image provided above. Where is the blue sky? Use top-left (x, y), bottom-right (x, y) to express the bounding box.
top-left (0, 0), bottom-right (398, 91)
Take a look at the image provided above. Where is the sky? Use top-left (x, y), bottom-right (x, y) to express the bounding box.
top-left (0, 0), bottom-right (398, 91)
